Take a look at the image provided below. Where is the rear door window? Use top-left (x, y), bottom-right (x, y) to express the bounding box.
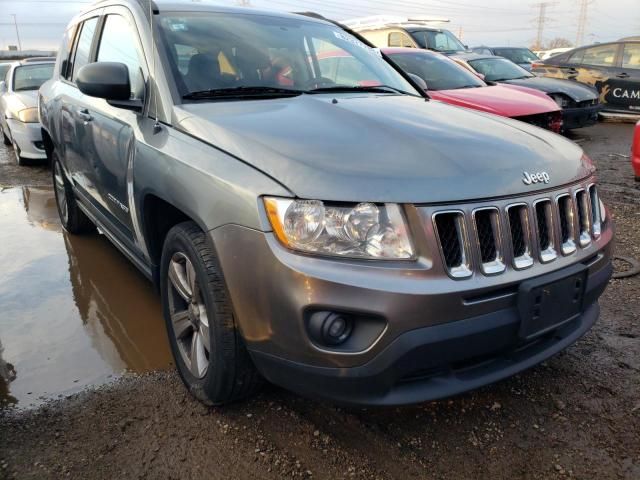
top-left (71, 17), bottom-right (99, 82)
top-left (622, 43), bottom-right (640, 69)
top-left (581, 44), bottom-right (619, 67)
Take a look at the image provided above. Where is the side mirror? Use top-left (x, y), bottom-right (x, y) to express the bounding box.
top-left (77, 62), bottom-right (130, 100)
top-left (408, 73), bottom-right (428, 91)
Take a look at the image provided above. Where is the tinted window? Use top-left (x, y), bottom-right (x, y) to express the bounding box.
top-left (566, 49), bottom-right (584, 64)
top-left (13, 64), bottom-right (54, 91)
top-left (492, 48), bottom-right (538, 64)
top-left (410, 30), bottom-right (466, 54)
top-left (468, 57), bottom-right (533, 81)
top-left (158, 13), bottom-right (417, 96)
top-left (622, 43), bottom-right (640, 69)
top-left (97, 14), bottom-right (145, 98)
top-left (72, 17), bottom-right (99, 81)
top-left (388, 32), bottom-right (413, 48)
top-left (582, 44), bottom-right (618, 67)
top-left (388, 51), bottom-right (485, 90)
top-left (0, 64), bottom-right (11, 81)
top-left (60, 25), bottom-right (78, 79)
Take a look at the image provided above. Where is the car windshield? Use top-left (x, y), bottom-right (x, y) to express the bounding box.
top-left (387, 51), bottom-right (485, 90)
top-left (157, 12), bottom-right (418, 99)
top-left (12, 63), bottom-right (54, 91)
top-left (492, 48), bottom-right (538, 64)
top-left (0, 64), bottom-right (12, 82)
top-left (409, 29), bottom-right (467, 54)
top-left (468, 57), bottom-right (533, 81)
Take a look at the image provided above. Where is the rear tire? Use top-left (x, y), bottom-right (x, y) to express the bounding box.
top-left (52, 151), bottom-right (95, 234)
top-left (161, 221), bottom-right (263, 406)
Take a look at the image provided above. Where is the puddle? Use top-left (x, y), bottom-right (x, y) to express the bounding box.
top-left (0, 187), bottom-right (172, 409)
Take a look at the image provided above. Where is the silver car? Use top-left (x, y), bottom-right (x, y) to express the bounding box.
top-left (0, 59), bottom-right (54, 164)
top-left (39, 0), bottom-right (613, 406)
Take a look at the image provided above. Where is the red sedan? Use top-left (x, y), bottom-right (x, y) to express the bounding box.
top-left (382, 47), bottom-right (563, 133)
top-left (633, 121), bottom-right (640, 181)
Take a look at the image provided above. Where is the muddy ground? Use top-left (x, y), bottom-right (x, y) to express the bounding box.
top-left (0, 123), bottom-right (639, 480)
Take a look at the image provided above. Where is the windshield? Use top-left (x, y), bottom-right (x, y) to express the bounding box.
top-left (492, 48), bottom-right (538, 64)
top-left (0, 64), bottom-right (11, 82)
top-left (468, 57), bottom-right (533, 81)
top-left (409, 29), bottom-right (466, 54)
top-left (157, 13), bottom-right (418, 98)
top-left (12, 63), bottom-right (54, 91)
top-left (387, 51), bottom-right (484, 90)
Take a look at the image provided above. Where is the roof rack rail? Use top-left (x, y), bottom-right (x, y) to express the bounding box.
top-left (342, 15), bottom-right (450, 31)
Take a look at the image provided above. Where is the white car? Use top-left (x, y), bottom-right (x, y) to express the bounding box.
top-left (0, 59), bottom-right (54, 165)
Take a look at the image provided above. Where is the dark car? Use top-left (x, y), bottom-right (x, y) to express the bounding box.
top-left (472, 46), bottom-right (539, 71)
top-left (454, 53), bottom-right (601, 130)
top-left (40, 0), bottom-right (612, 406)
top-left (532, 40), bottom-right (640, 114)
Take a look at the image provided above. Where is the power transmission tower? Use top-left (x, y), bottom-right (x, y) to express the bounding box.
top-left (532, 2), bottom-right (557, 50)
top-left (575, 0), bottom-right (591, 47)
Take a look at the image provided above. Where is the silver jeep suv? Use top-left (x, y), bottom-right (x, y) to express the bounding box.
top-left (39, 0), bottom-right (613, 406)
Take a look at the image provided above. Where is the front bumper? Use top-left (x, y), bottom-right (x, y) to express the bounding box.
top-left (6, 119), bottom-right (46, 160)
top-left (562, 104), bottom-right (602, 130)
top-left (211, 200), bottom-right (612, 405)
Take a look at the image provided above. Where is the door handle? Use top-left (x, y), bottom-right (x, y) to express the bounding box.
top-left (77, 108), bottom-right (92, 122)
top-left (616, 72), bottom-right (630, 79)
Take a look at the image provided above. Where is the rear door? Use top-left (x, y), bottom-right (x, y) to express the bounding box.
top-left (572, 43), bottom-right (622, 108)
top-left (610, 42), bottom-right (640, 113)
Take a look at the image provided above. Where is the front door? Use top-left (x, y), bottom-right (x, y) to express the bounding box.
top-left (607, 42), bottom-right (640, 113)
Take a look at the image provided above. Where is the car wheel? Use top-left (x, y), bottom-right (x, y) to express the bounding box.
top-left (52, 152), bottom-right (95, 234)
top-left (0, 124), bottom-right (10, 146)
top-left (161, 221), bottom-right (263, 405)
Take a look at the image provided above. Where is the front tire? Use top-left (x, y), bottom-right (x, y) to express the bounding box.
top-left (52, 152), bottom-right (95, 234)
top-left (161, 221), bottom-right (262, 405)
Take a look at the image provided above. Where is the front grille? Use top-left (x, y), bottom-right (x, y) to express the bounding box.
top-left (475, 210), bottom-right (497, 263)
top-left (430, 182), bottom-right (602, 278)
top-left (576, 189), bottom-right (591, 247)
top-left (589, 185), bottom-right (601, 238)
top-left (557, 195), bottom-right (577, 255)
top-left (433, 212), bottom-right (471, 278)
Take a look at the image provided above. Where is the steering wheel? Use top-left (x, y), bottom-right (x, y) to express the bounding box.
top-left (303, 77), bottom-right (337, 90)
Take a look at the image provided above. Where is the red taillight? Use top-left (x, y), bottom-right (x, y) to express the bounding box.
top-left (549, 111), bottom-right (563, 133)
top-left (632, 120), bottom-right (640, 179)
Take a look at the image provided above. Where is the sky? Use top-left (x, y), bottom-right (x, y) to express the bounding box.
top-left (0, 0), bottom-right (637, 50)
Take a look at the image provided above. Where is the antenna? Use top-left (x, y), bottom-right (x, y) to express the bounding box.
top-left (149, 0), bottom-right (160, 133)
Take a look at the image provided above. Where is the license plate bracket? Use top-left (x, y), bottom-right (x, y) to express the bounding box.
top-left (518, 263), bottom-right (587, 340)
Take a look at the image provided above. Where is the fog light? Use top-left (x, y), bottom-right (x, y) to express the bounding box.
top-left (308, 311), bottom-right (353, 347)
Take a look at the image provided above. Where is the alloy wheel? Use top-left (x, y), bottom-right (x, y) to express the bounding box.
top-left (167, 252), bottom-right (211, 378)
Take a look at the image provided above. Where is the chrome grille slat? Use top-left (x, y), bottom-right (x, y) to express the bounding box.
top-left (430, 183), bottom-right (601, 278)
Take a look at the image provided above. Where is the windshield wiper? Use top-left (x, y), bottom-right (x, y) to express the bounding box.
top-left (183, 86), bottom-right (304, 100)
top-left (306, 85), bottom-right (416, 96)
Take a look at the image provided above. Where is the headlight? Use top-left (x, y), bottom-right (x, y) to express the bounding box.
top-left (264, 198), bottom-right (415, 260)
top-left (17, 107), bottom-right (38, 123)
top-left (550, 94), bottom-right (569, 108)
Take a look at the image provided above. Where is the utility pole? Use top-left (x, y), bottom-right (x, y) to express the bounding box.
top-left (532, 2), bottom-right (550, 51)
top-left (457, 26), bottom-right (463, 41)
top-left (10, 14), bottom-right (22, 52)
top-left (575, 0), bottom-right (591, 47)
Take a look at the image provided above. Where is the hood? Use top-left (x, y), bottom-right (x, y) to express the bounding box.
top-left (502, 76), bottom-right (598, 102)
top-left (428, 84), bottom-right (559, 117)
top-left (175, 94), bottom-right (592, 204)
top-left (3, 90), bottom-right (37, 117)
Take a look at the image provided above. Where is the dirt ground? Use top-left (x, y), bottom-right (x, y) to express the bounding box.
top-left (0, 123), bottom-right (639, 480)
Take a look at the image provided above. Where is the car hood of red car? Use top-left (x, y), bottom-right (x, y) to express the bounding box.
top-left (429, 83), bottom-right (559, 117)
